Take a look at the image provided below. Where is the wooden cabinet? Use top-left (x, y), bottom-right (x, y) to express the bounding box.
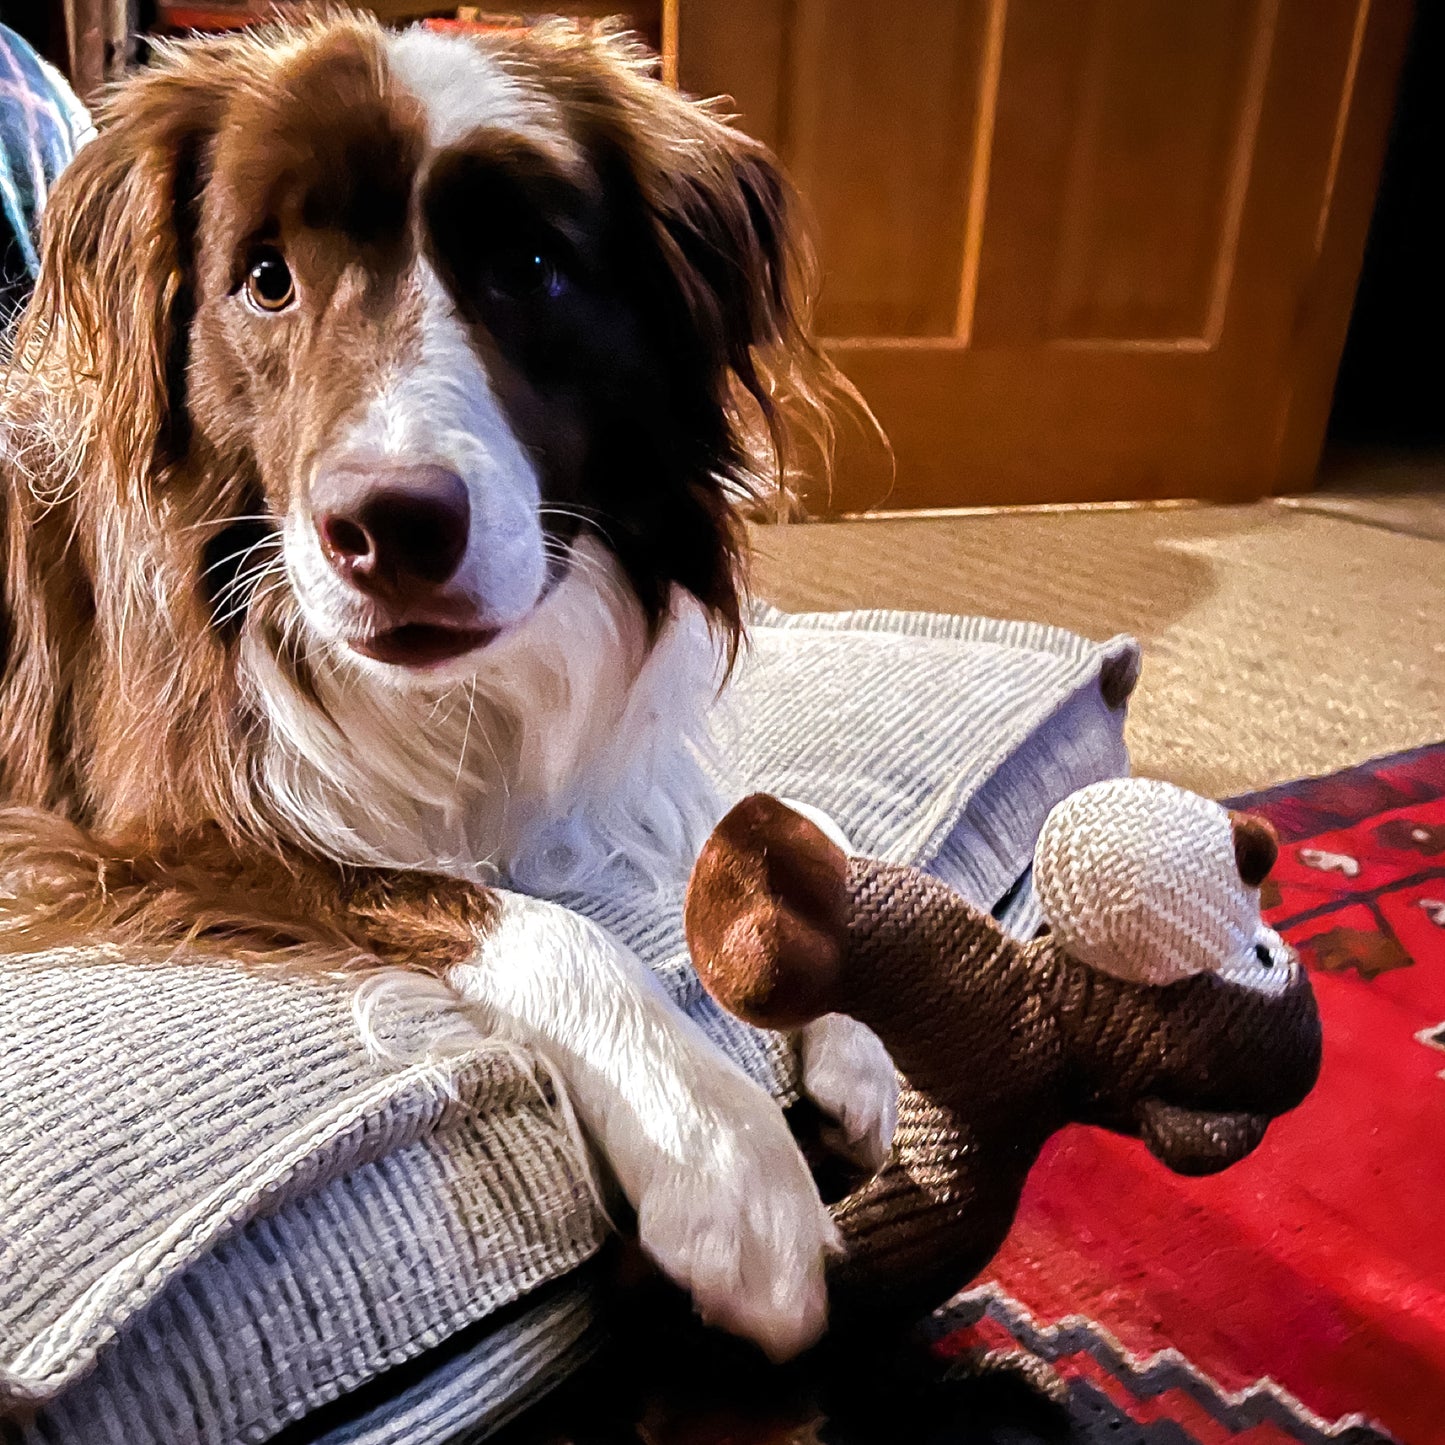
top-left (64, 0), bottom-right (1409, 509)
top-left (678, 0), bottom-right (1413, 510)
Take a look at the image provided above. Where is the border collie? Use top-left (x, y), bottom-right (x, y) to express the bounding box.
top-left (0, 16), bottom-right (896, 1357)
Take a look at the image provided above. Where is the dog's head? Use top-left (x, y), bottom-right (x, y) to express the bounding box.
top-left (0, 16), bottom-right (841, 866)
top-left (12, 16), bottom-right (826, 682)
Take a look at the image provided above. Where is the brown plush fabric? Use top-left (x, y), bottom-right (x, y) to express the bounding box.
top-left (685, 794), bottom-right (1322, 1331)
top-left (681, 793), bottom-right (849, 1030)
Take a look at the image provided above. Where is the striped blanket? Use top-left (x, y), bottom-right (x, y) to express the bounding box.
top-left (0, 24), bottom-right (90, 321)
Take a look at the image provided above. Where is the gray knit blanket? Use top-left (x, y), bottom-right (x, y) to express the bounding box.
top-left (0, 605), bottom-right (1138, 1445)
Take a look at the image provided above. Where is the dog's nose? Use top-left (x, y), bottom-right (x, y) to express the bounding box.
top-left (314, 465), bottom-right (470, 596)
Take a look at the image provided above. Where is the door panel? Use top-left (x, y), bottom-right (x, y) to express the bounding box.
top-left (678, 0), bottom-right (1411, 511)
top-left (993, 0), bottom-right (1262, 346)
top-left (785, 1), bottom-right (989, 338)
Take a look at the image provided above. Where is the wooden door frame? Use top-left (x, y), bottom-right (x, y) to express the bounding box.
top-left (1272, 0), bottom-right (1414, 487)
top-left (62, 0), bottom-right (133, 105)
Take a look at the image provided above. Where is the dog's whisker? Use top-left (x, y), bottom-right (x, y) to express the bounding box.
top-left (209, 560), bottom-right (284, 606)
top-left (544, 543), bottom-right (627, 602)
top-left (538, 504), bottom-right (615, 541)
top-left (541, 536), bottom-right (599, 571)
top-left (210, 557), bottom-right (286, 612)
top-left (454, 677), bottom-right (479, 789)
top-left (214, 566), bottom-right (289, 628)
top-left (200, 534), bottom-right (284, 583)
top-left (181, 513), bottom-right (278, 536)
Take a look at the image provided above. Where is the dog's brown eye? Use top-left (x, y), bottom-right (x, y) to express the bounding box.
top-left (244, 250), bottom-right (295, 313)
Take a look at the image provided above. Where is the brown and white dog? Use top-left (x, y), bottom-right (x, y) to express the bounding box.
top-left (0, 16), bottom-right (898, 1357)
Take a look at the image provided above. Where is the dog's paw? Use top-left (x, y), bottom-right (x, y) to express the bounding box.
top-left (800, 1013), bottom-right (899, 1173)
top-left (634, 1082), bottom-right (840, 1361)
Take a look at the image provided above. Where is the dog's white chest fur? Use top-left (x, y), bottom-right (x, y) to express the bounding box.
top-left (247, 541), bottom-right (726, 894)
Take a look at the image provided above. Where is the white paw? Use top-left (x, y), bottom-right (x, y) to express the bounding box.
top-left (634, 1075), bottom-right (840, 1361)
top-left (800, 1013), bottom-right (899, 1172)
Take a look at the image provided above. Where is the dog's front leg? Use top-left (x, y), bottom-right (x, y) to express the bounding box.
top-left (448, 891), bottom-right (838, 1360)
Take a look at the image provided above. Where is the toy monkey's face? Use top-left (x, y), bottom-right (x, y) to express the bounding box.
top-left (1036, 781), bottom-right (1322, 1176)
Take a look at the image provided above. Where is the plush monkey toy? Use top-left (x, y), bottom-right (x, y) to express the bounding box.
top-left (685, 778), bottom-right (1322, 1332)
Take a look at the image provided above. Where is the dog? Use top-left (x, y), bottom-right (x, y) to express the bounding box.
top-left (0, 15), bottom-right (899, 1358)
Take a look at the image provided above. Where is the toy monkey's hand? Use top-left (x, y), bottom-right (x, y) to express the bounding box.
top-left (685, 793), bottom-right (898, 1170)
top-left (684, 792), bottom-right (853, 1029)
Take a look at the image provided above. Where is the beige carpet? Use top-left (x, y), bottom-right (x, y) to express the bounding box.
top-left (750, 499), bottom-right (1444, 799)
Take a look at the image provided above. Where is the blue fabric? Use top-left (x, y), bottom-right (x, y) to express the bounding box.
top-left (0, 25), bottom-right (90, 316)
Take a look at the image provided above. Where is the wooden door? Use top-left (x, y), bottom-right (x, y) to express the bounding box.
top-left (677, 0), bottom-right (1412, 511)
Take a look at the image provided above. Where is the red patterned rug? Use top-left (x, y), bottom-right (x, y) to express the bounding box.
top-left (934, 743), bottom-right (1445, 1443)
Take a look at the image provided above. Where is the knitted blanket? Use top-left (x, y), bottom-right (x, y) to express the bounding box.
top-left (0, 606), bottom-right (1138, 1445)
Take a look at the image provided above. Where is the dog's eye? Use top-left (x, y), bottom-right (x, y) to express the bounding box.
top-left (243, 249), bottom-right (295, 313)
top-left (484, 246), bottom-right (566, 300)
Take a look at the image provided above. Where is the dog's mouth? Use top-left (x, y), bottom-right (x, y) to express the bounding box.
top-left (349, 622), bottom-right (500, 668)
top-left (325, 546), bottom-right (573, 671)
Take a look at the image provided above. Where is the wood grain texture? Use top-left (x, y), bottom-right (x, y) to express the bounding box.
top-left (784, 0), bottom-right (989, 338)
top-left (678, 0), bottom-right (1412, 510)
top-left (63, 0), bottom-right (130, 103)
top-left (1034, 0), bottom-right (1263, 344)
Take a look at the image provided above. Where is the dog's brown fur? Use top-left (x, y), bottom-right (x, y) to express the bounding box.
top-left (0, 16), bottom-right (842, 973)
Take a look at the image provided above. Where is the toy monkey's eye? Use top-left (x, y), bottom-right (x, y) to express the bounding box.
top-left (1224, 929), bottom-right (1292, 996)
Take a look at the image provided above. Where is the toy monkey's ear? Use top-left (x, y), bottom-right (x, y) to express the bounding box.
top-left (1230, 813), bottom-right (1279, 888)
top-left (1137, 1100), bottom-right (1270, 1175)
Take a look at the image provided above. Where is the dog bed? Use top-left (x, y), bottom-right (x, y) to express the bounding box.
top-left (0, 606), bottom-right (1138, 1445)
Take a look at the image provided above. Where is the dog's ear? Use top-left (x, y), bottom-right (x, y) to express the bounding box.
top-left (515, 25), bottom-right (842, 514)
top-left (637, 103), bottom-right (809, 390)
top-left (14, 49), bottom-right (229, 488)
top-left (624, 67), bottom-right (834, 511)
